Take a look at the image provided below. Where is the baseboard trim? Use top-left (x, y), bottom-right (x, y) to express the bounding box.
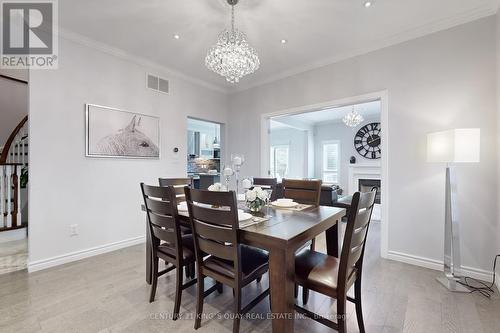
top-left (387, 250), bottom-right (494, 282)
top-left (28, 236), bottom-right (145, 273)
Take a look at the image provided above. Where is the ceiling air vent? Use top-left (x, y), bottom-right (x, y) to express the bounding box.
top-left (146, 73), bottom-right (169, 94)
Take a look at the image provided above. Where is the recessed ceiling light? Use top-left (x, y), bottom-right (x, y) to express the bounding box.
top-left (280, 39), bottom-right (287, 44)
top-left (173, 34), bottom-right (180, 40)
top-left (364, 1), bottom-right (372, 7)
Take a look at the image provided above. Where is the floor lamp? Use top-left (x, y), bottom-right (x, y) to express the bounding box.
top-left (427, 128), bottom-right (480, 292)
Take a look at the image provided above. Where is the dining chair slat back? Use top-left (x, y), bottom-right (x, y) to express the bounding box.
top-left (184, 187), bottom-right (270, 333)
top-left (252, 177), bottom-right (277, 186)
top-left (294, 188), bottom-right (377, 333)
top-left (141, 184), bottom-right (181, 249)
top-left (342, 190), bottom-right (377, 276)
top-left (282, 179), bottom-right (322, 206)
top-left (185, 188), bottom-right (239, 271)
top-left (189, 204), bottom-right (235, 226)
top-left (252, 177), bottom-right (278, 201)
top-left (141, 182), bottom-right (197, 318)
top-left (159, 177), bottom-right (193, 201)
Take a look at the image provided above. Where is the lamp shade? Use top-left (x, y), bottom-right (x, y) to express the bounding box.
top-left (427, 128), bottom-right (480, 163)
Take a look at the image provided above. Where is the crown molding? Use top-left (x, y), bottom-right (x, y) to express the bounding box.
top-left (56, 1), bottom-right (499, 96)
top-left (229, 2), bottom-right (499, 94)
top-left (57, 28), bottom-right (228, 94)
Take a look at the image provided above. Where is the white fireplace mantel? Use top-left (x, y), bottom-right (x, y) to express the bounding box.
top-left (348, 164), bottom-right (381, 195)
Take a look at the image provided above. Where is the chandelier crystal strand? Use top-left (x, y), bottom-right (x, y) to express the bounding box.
top-left (343, 107), bottom-right (364, 127)
top-left (205, 0), bottom-right (260, 83)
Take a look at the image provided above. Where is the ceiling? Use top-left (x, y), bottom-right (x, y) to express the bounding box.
top-left (271, 100), bottom-right (380, 129)
top-left (58, 0), bottom-right (499, 92)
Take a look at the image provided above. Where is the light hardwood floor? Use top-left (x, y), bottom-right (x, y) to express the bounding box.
top-left (0, 238), bottom-right (28, 275)
top-left (0, 223), bottom-right (498, 333)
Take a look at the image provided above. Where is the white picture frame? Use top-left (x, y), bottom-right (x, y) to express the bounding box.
top-left (85, 104), bottom-right (160, 159)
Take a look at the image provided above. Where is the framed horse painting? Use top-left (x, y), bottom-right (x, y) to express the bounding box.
top-left (85, 104), bottom-right (160, 159)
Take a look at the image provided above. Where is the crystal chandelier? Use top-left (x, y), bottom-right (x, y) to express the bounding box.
top-left (205, 0), bottom-right (260, 83)
top-left (343, 106), bottom-right (364, 127)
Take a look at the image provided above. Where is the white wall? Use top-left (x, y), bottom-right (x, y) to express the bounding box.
top-left (269, 127), bottom-right (308, 178)
top-left (28, 37), bottom-right (228, 269)
top-left (228, 17), bottom-right (498, 275)
top-left (0, 75), bottom-right (28, 146)
top-left (496, 9), bottom-right (500, 290)
top-left (314, 116), bottom-right (380, 191)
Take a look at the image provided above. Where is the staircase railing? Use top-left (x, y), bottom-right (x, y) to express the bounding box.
top-left (0, 115), bottom-right (28, 231)
top-left (0, 163), bottom-right (22, 230)
top-left (0, 115), bottom-right (28, 165)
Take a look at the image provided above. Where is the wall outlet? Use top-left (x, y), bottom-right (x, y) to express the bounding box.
top-left (70, 224), bottom-right (79, 236)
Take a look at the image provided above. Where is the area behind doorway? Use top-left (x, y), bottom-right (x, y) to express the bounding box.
top-left (262, 93), bottom-right (388, 257)
top-left (0, 72), bottom-right (29, 275)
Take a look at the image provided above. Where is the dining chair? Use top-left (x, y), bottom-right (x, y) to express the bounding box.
top-left (158, 177), bottom-right (193, 202)
top-left (282, 178), bottom-right (322, 206)
top-left (282, 179), bottom-right (322, 301)
top-left (294, 189), bottom-right (377, 333)
top-left (184, 187), bottom-right (270, 333)
top-left (159, 177), bottom-right (195, 278)
top-left (140, 183), bottom-right (198, 320)
top-left (252, 177), bottom-right (278, 201)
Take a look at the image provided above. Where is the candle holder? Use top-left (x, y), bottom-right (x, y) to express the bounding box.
top-left (231, 154), bottom-right (245, 194)
top-left (222, 166), bottom-right (234, 191)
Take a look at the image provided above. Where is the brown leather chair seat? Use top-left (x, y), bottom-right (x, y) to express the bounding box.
top-left (158, 234), bottom-right (195, 261)
top-left (295, 249), bottom-right (356, 297)
top-left (204, 245), bottom-right (269, 283)
top-left (180, 225), bottom-right (192, 235)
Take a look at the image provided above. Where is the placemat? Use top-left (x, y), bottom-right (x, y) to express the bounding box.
top-left (271, 203), bottom-right (312, 211)
top-left (239, 216), bottom-right (269, 229)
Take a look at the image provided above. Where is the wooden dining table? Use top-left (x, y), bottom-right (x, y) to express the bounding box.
top-left (141, 203), bottom-right (345, 333)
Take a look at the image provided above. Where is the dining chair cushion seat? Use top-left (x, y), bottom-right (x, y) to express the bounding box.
top-left (204, 245), bottom-right (269, 283)
top-left (295, 249), bottom-right (356, 296)
top-left (180, 225), bottom-right (192, 235)
top-left (158, 234), bottom-right (195, 261)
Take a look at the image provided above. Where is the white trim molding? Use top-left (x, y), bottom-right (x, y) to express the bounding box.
top-left (387, 250), bottom-right (495, 283)
top-left (50, 2), bottom-right (499, 96)
top-left (57, 28), bottom-right (227, 94)
top-left (230, 3), bottom-right (499, 93)
top-left (348, 164), bottom-right (381, 195)
top-left (28, 236), bottom-right (145, 273)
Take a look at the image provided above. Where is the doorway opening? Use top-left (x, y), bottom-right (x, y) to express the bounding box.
top-left (187, 117), bottom-right (223, 190)
top-left (261, 91), bottom-right (389, 258)
top-left (0, 72), bottom-right (29, 275)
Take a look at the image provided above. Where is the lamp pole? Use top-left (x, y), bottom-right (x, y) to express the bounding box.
top-left (427, 128), bottom-right (480, 293)
top-left (436, 163), bottom-right (469, 292)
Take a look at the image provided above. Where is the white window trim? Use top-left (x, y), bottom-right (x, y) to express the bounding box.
top-left (270, 144), bottom-right (290, 179)
top-left (321, 140), bottom-right (341, 185)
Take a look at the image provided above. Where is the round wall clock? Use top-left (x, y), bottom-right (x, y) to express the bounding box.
top-left (354, 122), bottom-right (381, 159)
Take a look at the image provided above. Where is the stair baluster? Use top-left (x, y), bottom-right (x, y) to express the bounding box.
top-left (0, 166), bottom-right (4, 229)
top-left (0, 115), bottom-right (28, 232)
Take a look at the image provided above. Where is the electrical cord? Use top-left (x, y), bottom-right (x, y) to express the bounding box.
top-left (457, 254), bottom-right (499, 298)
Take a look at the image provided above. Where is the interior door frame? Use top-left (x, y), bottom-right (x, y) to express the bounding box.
top-left (260, 90), bottom-right (390, 258)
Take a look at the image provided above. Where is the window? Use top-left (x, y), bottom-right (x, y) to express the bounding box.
top-left (270, 145), bottom-right (289, 179)
top-left (322, 141), bottom-right (340, 184)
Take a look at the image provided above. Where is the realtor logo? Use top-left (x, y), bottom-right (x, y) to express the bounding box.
top-left (1, 0), bottom-right (58, 69)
